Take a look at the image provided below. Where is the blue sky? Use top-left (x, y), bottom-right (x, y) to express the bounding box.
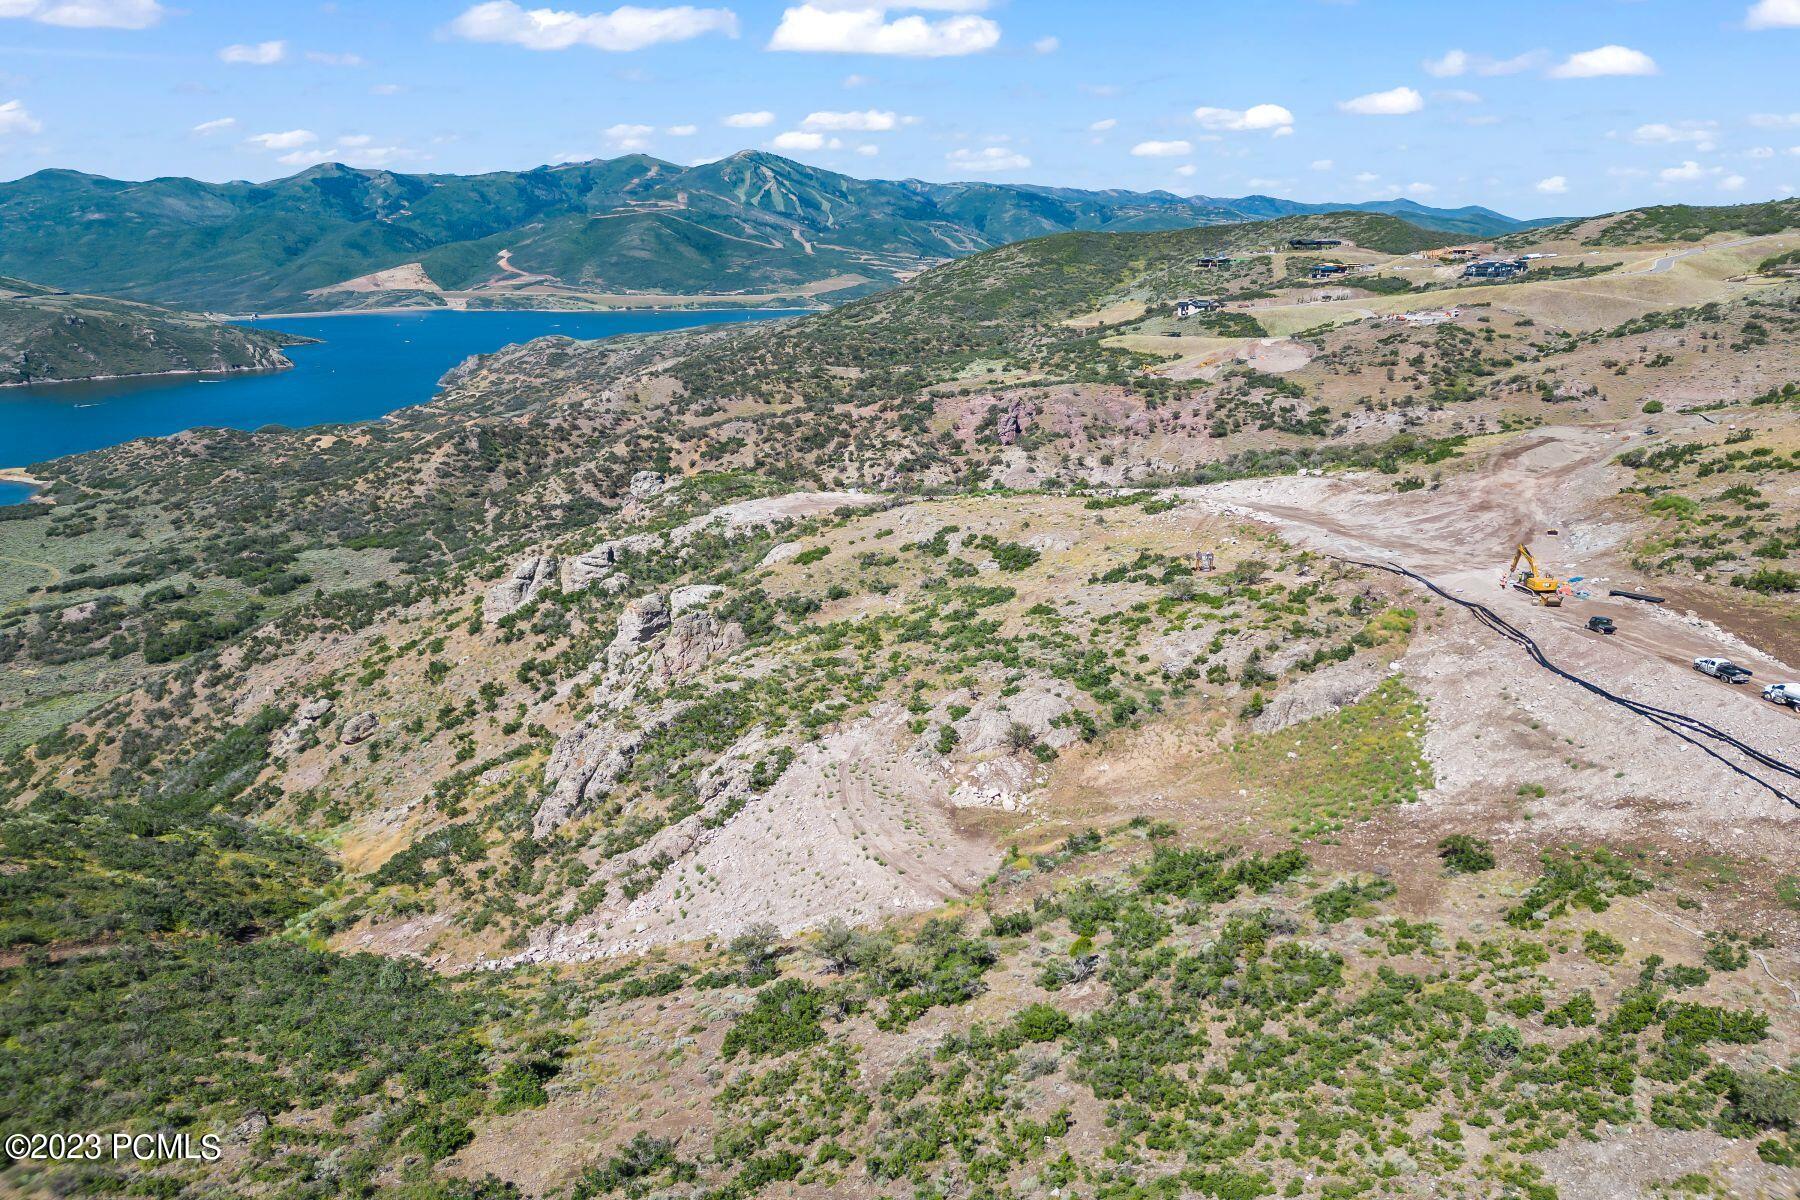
top-left (1, 0), bottom-right (1797, 216)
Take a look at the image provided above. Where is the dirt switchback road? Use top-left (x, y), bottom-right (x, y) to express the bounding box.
top-left (1181, 424), bottom-right (1800, 853)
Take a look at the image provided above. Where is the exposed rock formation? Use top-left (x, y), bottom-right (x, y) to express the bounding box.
top-left (489, 491), bottom-right (885, 617)
top-left (995, 398), bottom-right (1035, 446)
top-left (534, 701), bottom-right (688, 838)
top-left (670, 583), bottom-right (723, 614)
top-left (275, 696), bottom-right (334, 755)
top-left (339, 711), bottom-right (379, 745)
top-left (649, 612), bottom-right (746, 684)
top-left (610, 593), bottom-right (670, 655)
top-left (483, 554), bottom-right (559, 622)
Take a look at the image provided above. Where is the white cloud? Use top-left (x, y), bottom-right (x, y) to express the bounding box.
top-left (1535, 175), bottom-right (1568, 194)
top-left (1310, 158), bottom-right (1333, 171)
top-left (854, 142), bottom-right (878, 155)
top-left (1192, 103), bottom-right (1293, 136)
top-left (219, 40), bottom-right (287, 65)
top-left (1339, 86), bottom-right (1424, 116)
top-left (0, 98), bottom-right (42, 136)
top-left (1435, 89), bottom-right (1482, 104)
top-left (1404, 181), bottom-right (1435, 196)
top-left (946, 144), bottom-right (1030, 172)
top-left (1659, 160), bottom-right (1707, 182)
top-left (841, 72), bottom-right (870, 86)
top-left (768, 5), bottom-right (1000, 56)
top-left (1481, 50), bottom-right (1547, 76)
top-left (1423, 48), bottom-right (1468, 77)
top-left (1629, 121), bottom-right (1718, 151)
top-left (1173, 164), bottom-right (1196, 177)
top-left (1425, 48), bottom-right (1543, 77)
top-left (191, 116), bottom-right (237, 135)
top-left (1748, 146), bottom-right (1775, 158)
top-left (723, 110), bottom-right (775, 127)
top-left (801, 108), bottom-right (906, 131)
top-left (1131, 139), bottom-right (1191, 157)
top-left (1749, 112), bottom-right (1800, 128)
top-left (0, 0), bottom-right (162, 28)
top-left (371, 83), bottom-right (404, 95)
top-left (769, 129), bottom-right (827, 150)
top-left (1720, 173), bottom-right (1748, 190)
top-left (273, 136), bottom-right (416, 170)
top-left (666, 123), bottom-right (697, 135)
top-left (449, 1), bottom-right (739, 52)
top-left (1549, 45), bottom-right (1657, 79)
top-left (306, 51), bottom-right (367, 66)
top-left (604, 122), bottom-right (655, 150)
top-left (1032, 34), bottom-right (1057, 53)
top-left (1747, 0), bottom-right (1800, 28)
top-left (1353, 171), bottom-right (1379, 184)
top-left (245, 128), bottom-right (317, 150)
top-left (1088, 118), bottom-right (1116, 132)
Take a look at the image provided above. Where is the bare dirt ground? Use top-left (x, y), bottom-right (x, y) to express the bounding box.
top-left (498, 707), bottom-right (994, 965)
top-left (1178, 424), bottom-right (1800, 873)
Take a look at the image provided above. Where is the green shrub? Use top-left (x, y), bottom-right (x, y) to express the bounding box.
top-left (722, 979), bottom-right (829, 1060)
top-left (1438, 834), bottom-right (1496, 875)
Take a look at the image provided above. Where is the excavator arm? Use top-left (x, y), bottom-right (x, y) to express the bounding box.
top-left (1509, 543), bottom-right (1563, 606)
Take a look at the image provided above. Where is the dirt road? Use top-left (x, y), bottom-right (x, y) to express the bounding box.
top-left (1180, 424), bottom-right (1800, 847)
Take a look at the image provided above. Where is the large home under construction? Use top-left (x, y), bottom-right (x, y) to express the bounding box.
top-left (1463, 258), bottom-right (1529, 280)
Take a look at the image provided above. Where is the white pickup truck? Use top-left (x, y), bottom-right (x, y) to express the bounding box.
top-left (1693, 657), bottom-right (1753, 684)
top-left (1763, 682), bottom-right (1800, 710)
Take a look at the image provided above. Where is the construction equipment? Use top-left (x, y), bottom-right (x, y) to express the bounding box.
top-left (1507, 544), bottom-right (1564, 606)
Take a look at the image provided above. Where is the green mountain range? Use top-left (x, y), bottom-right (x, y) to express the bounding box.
top-left (0, 276), bottom-right (305, 387)
top-left (0, 152), bottom-right (1551, 314)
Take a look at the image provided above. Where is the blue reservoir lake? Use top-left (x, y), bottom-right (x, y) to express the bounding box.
top-left (0, 307), bottom-right (802, 473)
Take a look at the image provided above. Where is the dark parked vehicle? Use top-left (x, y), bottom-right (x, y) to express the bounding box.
top-left (1586, 616), bottom-right (1615, 634)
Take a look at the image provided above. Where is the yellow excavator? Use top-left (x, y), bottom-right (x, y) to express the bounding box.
top-left (1508, 544), bottom-right (1564, 606)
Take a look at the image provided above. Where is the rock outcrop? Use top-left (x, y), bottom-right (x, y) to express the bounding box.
top-left (275, 696), bottom-right (334, 755)
top-left (563, 532), bottom-right (662, 591)
top-left (995, 398), bottom-right (1035, 446)
top-left (610, 593), bottom-right (671, 654)
top-left (535, 701), bottom-right (689, 838)
top-left (489, 491), bottom-right (885, 620)
top-left (649, 612), bottom-right (746, 684)
top-left (339, 711), bottom-right (379, 745)
top-left (670, 583), bottom-right (723, 614)
top-left (483, 554), bottom-right (560, 622)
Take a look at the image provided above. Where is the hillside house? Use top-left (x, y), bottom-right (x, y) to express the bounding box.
top-left (1427, 245), bottom-right (1491, 262)
top-left (1175, 298), bottom-right (1224, 318)
top-left (1289, 238), bottom-right (1343, 249)
top-left (1195, 256), bottom-right (1234, 268)
top-left (1462, 258), bottom-right (1527, 280)
top-left (1308, 263), bottom-right (1350, 279)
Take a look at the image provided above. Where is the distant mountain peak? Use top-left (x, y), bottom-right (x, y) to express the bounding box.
top-left (0, 151), bottom-right (1556, 312)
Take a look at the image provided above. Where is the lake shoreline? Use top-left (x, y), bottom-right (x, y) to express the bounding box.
top-left (228, 304), bottom-right (820, 320)
top-left (0, 307), bottom-right (803, 468)
top-left (0, 467), bottom-right (48, 503)
top-left (0, 361), bottom-right (295, 393)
